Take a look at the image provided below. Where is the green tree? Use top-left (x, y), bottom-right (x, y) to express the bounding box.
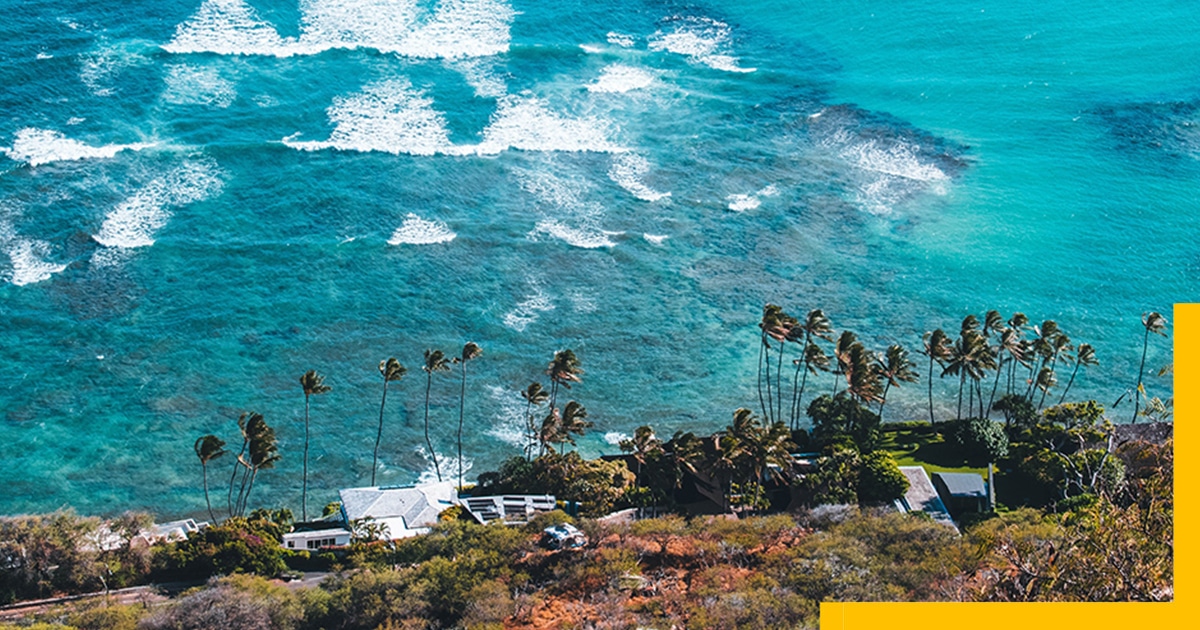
top-left (545, 349), bottom-right (583, 412)
top-left (920, 328), bottom-right (952, 425)
top-left (194, 435), bottom-right (227, 524)
top-left (520, 382), bottom-right (549, 459)
top-left (422, 349), bottom-right (453, 482)
top-left (454, 342), bottom-right (482, 493)
top-left (874, 343), bottom-right (918, 421)
top-left (619, 425), bottom-right (663, 489)
top-left (298, 370), bottom-right (331, 521)
top-left (558, 400), bottom-right (593, 451)
top-left (374, 358), bottom-right (407, 486)
top-left (788, 309), bottom-right (833, 429)
top-left (1059, 343), bottom-right (1097, 404)
top-left (235, 414), bottom-right (280, 517)
top-left (857, 451), bottom-right (909, 504)
top-left (1133, 311), bottom-right (1167, 423)
top-left (807, 393), bottom-right (882, 453)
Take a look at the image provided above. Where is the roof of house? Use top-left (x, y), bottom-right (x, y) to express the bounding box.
top-left (932, 472), bottom-right (987, 498)
top-left (898, 466), bottom-right (957, 530)
top-left (462, 494), bottom-right (556, 524)
top-left (339, 481), bottom-right (458, 535)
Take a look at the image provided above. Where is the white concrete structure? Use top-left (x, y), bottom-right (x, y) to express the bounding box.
top-left (283, 525), bottom-right (352, 550)
top-left (461, 494), bottom-right (556, 525)
top-left (339, 481), bottom-right (458, 540)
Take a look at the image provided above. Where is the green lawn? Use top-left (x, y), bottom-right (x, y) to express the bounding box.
top-left (880, 425), bottom-right (988, 476)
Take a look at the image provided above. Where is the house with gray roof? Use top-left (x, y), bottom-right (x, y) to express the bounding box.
top-left (338, 480), bottom-right (458, 540)
top-left (896, 466), bottom-right (957, 531)
top-left (931, 472), bottom-right (988, 520)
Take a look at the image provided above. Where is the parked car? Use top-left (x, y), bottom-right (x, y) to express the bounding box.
top-left (540, 523), bottom-right (587, 550)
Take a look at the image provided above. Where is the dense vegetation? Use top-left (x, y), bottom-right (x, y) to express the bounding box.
top-left (0, 306), bottom-right (1174, 626)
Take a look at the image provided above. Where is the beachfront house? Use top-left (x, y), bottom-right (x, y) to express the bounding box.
top-left (282, 520), bottom-right (352, 551)
top-left (896, 466), bottom-right (958, 531)
top-left (461, 494), bottom-right (556, 525)
top-left (338, 480), bottom-right (458, 540)
top-left (931, 472), bottom-right (989, 520)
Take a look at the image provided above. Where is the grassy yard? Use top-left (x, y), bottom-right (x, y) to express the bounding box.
top-left (880, 423), bottom-right (987, 476)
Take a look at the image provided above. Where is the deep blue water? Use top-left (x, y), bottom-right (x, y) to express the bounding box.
top-left (0, 0), bottom-right (1192, 517)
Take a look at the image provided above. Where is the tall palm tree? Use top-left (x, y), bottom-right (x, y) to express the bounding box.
top-left (845, 342), bottom-right (883, 406)
top-left (1026, 320), bottom-right (1060, 400)
top-left (1134, 312), bottom-right (1168, 422)
top-left (539, 407), bottom-right (563, 455)
top-left (987, 326), bottom-right (1024, 416)
top-left (546, 349), bottom-right (583, 412)
top-left (454, 342), bottom-right (482, 492)
top-left (787, 309), bottom-right (833, 429)
top-left (1034, 367), bottom-right (1057, 412)
top-left (1059, 343), bottom-right (1097, 404)
top-left (791, 343), bottom-right (831, 429)
top-left (373, 359), bottom-right (407, 486)
top-left (921, 329), bottom-right (952, 425)
top-left (298, 370), bottom-right (331, 521)
top-left (831, 331), bottom-right (858, 396)
top-left (422, 349), bottom-right (452, 482)
top-left (773, 311), bottom-right (798, 422)
top-left (238, 418), bottom-right (280, 516)
top-left (875, 344), bottom-right (919, 421)
top-left (757, 304), bottom-right (790, 422)
top-left (1005, 313), bottom-right (1031, 396)
top-left (521, 382), bottom-right (549, 459)
top-left (194, 435), bottom-right (226, 523)
top-left (228, 411), bottom-right (263, 518)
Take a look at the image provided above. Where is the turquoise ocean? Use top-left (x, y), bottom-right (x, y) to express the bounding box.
top-left (0, 0), bottom-right (1193, 517)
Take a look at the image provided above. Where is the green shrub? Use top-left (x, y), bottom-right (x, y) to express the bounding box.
top-left (151, 516), bottom-right (286, 581)
top-left (944, 417), bottom-right (1009, 463)
top-left (857, 451), bottom-right (909, 504)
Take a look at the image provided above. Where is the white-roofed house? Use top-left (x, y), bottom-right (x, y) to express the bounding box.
top-left (338, 480), bottom-right (459, 540)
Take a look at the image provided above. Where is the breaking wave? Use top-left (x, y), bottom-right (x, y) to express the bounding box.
top-left (649, 16), bottom-right (755, 73)
top-left (2, 128), bottom-right (152, 167)
top-left (586, 64), bottom-right (655, 94)
top-left (388, 213), bottom-right (456, 245)
top-left (161, 64), bottom-right (237, 108)
top-left (502, 280), bottom-right (554, 332)
top-left (93, 158), bottom-right (224, 248)
top-left (608, 154), bottom-right (671, 201)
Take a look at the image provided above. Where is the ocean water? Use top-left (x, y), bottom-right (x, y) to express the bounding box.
top-left (0, 0), bottom-right (1193, 517)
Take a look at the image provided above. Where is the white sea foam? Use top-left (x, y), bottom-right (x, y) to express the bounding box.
top-left (726, 193), bottom-right (760, 212)
top-left (530, 220), bottom-right (617, 249)
top-left (587, 63), bottom-right (655, 94)
top-left (36, 52), bottom-right (53, 60)
top-left (1, 128), bottom-right (152, 167)
top-left (478, 96), bottom-right (625, 154)
top-left (604, 431), bottom-right (628, 446)
top-left (93, 158), bottom-right (224, 248)
top-left (486, 385), bottom-right (529, 449)
top-left (0, 221), bottom-right (67, 287)
top-left (415, 447), bottom-right (471, 485)
top-left (567, 289), bottom-right (597, 313)
top-left (503, 281), bottom-right (554, 332)
top-left (448, 57), bottom-right (507, 98)
top-left (80, 39), bottom-right (148, 96)
top-left (759, 183), bottom-right (780, 197)
top-left (606, 31), bottom-right (635, 47)
top-left (162, 64), bottom-right (237, 108)
top-left (579, 44), bottom-right (603, 54)
top-left (517, 165), bottom-right (621, 249)
top-left (643, 233), bottom-right (668, 244)
top-left (388, 213), bottom-right (456, 245)
top-left (649, 16), bottom-right (755, 73)
top-left (819, 127), bottom-right (949, 215)
top-left (285, 78), bottom-right (461, 156)
top-left (608, 154), bottom-right (670, 201)
top-left (166, 0), bottom-right (514, 59)
top-left (164, 0), bottom-right (289, 56)
top-left (67, 117), bottom-right (85, 126)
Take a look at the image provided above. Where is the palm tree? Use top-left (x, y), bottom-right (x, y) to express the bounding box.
top-left (546, 349), bottom-right (583, 412)
top-left (787, 309), bottom-right (833, 429)
top-left (455, 342), bottom-right (482, 493)
top-left (539, 407), bottom-right (563, 454)
top-left (373, 359), bottom-right (407, 486)
top-left (298, 370), bottom-right (331, 521)
top-left (559, 400), bottom-right (593, 451)
top-left (228, 411), bottom-right (263, 518)
top-left (831, 331), bottom-right (858, 396)
top-left (239, 421), bottom-right (280, 516)
top-left (845, 342), bottom-right (883, 406)
top-left (1059, 343), bottom-right (1097, 404)
top-left (1034, 367), bottom-right (1057, 412)
top-left (1134, 312), bottom-right (1168, 422)
top-left (921, 329), bottom-right (952, 425)
top-left (791, 343), bottom-right (831, 429)
top-left (422, 349), bottom-right (452, 482)
top-left (619, 425), bottom-right (662, 488)
top-left (875, 344), bottom-right (919, 421)
top-left (520, 382), bottom-right (549, 459)
top-left (194, 435), bottom-right (226, 523)
top-left (757, 304), bottom-right (790, 422)
top-left (987, 326), bottom-right (1024, 416)
top-left (230, 412), bottom-right (276, 517)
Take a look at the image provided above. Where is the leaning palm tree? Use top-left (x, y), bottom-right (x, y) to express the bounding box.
top-left (1134, 312), bottom-right (1168, 422)
top-left (787, 309), bottom-right (833, 429)
top-left (619, 425), bottom-right (662, 488)
top-left (1034, 367), bottom-right (1058, 412)
top-left (373, 359), bottom-right (407, 486)
top-left (845, 342), bottom-right (884, 406)
top-left (298, 370), bottom-right (331, 521)
top-left (238, 419), bottom-right (280, 516)
top-left (559, 400), bottom-right (593, 452)
top-left (921, 329), bottom-right (953, 425)
top-left (228, 411), bottom-right (262, 518)
top-left (546, 349), bottom-right (583, 412)
top-left (521, 382), bottom-right (549, 459)
top-left (1059, 343), bottom-right (1097, 404)
top-left (194, 435), bottom-right (226, 523)
top-left (422, 349), bottom-right (452, 482)
top-left (791, 343), bottom-right (831, 429)
top-left (831, 331), bottom-right (858, 396)
top-left (455, 342), bottom-right (482, 492)
top-left (757, 304), bottom-right (786, 422)
top-left (876, 344), bottom-right (919, 421)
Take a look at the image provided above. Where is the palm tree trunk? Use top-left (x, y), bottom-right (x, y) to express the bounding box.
top-left (763, 340), bottom-right (774, 423)
top-left (986, 358), bottom-right (1004, 419)
top-left (878, 382), bottom-right (892, 421)
top-left (757, 336), bottom-right (768, 422)
top-left (458, 362), bottom-right (467, 493)
top-left (1133, 327), bottom-right (1150, 423)
top-left (1059, 362), bottom-right (1082, 405)
top-left (227, 440), bottom-right (247, 518)
top-left (241, 468), bottom-right (259, 515)
top-left (776, 340), bottom-right (786, 423)
top-left (927, 356), bottom-right (936, 426)
top-left (956, 372), bottom-right (965, 421)
top-left (373, 380), bottom-right (389, 486)
top-left (790, 360), bottom-right (802, 430)
top-left (425, 372), bottom-right (442, 482)
top-left (967, 379), bottom-right (975, 419)
top-left (302, 393), bottom-right (310, 521)
top-left (202, 464), bottom-right (216, 523)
